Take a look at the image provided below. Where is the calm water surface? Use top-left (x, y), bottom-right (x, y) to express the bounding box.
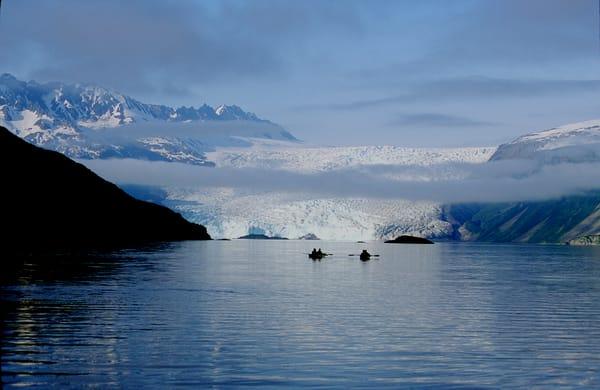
top-left (2, 241), bottom-right (600, 388)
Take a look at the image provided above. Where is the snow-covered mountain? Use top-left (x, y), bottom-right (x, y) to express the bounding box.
top-left (441, 120), bottom-right (600, 243)
top-left (0, 73), bottom-right (295, 165)
top-left (491, 119), bottom-right (600, 163)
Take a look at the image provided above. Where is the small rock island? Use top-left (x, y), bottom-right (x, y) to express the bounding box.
top-left (238, 234), bottom-right (288, 240)
top-left (298, 233), bottom-right (320, 240)
top-left (385, 235), bottom-right (434, 244)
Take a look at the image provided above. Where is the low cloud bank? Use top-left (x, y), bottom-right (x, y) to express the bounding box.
top-left (82, 158), bottom-right (600, 204)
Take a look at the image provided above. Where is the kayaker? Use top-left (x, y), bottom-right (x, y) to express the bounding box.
top-left (360, 249), bottom-right (371, 261)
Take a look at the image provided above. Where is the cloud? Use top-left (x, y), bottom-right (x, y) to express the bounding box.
top-left (81, 158), bottom-right (600, 204)
top-left (2, 0), bottom-right (600, 147)
top-left (303, 77), bottom-right (600, 111)
top-left (390, 113), bottom-right (495, 128)
top-left (352, 0), bottom-right (599, 82)
top-left (444, 0), bottom-right (598, 65)
top-left (0, 0), bottom-right (364, 96)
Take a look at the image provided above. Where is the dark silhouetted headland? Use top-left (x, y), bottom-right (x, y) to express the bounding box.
top-left (0, 126), bottom-right (210, 253)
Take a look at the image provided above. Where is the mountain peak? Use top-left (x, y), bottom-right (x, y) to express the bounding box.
top-left (215, 104), bottom-right (259, 121)
top-left (215, 104), bottom-right (226, 114)
top-left (491, 119), bottom-right (600, 162)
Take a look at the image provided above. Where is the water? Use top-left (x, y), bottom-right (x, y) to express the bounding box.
top-left (2, 241), bottom-right (600, 388)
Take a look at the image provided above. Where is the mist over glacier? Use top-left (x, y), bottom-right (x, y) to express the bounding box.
top-left (83, 157), bottom-right (600, 204)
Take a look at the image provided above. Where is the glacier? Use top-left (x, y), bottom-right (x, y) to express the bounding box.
top-left (159, 144), bottom-right (496, 240)
top-left (152, 120), bottom-right (600, 240)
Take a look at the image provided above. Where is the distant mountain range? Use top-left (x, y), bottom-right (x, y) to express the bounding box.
top-left (2, 74), bottom-right (599, 243)
top-left (0, 73), bottom-right (296, 165)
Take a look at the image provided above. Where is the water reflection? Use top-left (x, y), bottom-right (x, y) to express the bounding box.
top-left (2, 241), bottom-right (600, 387)
top-left (1, 245), bottom-right (172, 387)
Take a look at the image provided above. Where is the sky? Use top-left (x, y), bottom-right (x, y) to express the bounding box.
top-left (1, 0), bottom-right (600, 147)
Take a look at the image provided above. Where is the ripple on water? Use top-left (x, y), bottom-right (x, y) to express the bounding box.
top-left (2, 241), bottom-right (600, 388)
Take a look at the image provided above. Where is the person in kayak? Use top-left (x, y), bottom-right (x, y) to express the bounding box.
top-left (360, 249), bottom-right (371, 261)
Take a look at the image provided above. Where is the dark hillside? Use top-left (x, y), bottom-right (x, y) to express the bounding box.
top-left (0, 126), bottom-right (210, 252)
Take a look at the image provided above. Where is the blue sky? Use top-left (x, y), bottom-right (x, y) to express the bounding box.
top-left (1, 0), bottom-right (600, 146)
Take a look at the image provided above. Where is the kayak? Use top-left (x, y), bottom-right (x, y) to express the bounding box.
top-left (349, 253), bottom-right (379, 260)
top-left (308, 253), bottom-right (330, 260)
